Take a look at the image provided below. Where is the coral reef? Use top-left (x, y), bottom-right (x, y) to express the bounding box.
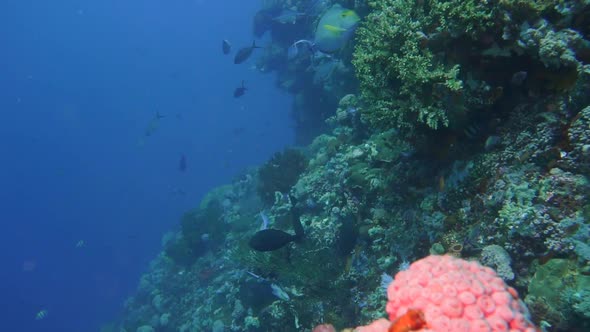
top-left (109, 1), bottom-right (590, 332)
top-left (353, 0), bottom-right (590, 139)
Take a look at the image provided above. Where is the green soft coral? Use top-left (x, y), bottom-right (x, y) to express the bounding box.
top-left (429, 0), bottom-right (496, 37)
top-left (352, 0), bottom-right (497, 132)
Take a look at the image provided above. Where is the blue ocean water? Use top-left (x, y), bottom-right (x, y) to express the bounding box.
top-left (0, 1), bottom-right (293, 331)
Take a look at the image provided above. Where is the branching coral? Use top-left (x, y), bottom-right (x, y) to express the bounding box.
top-left (353, 0), bottom-right (499, 133)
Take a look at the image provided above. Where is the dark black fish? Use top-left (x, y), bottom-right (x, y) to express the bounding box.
top-left (249, 229), bottom-right (297, 252)
top-left (234, 41), bottom-right (262, 64)
top-left (179, 154), bottom-right (187, 172)
top-left (233, 81), bottom-right (247, 98)
top-left (248, 206), bottom-right (304, 251)
top-left (222, 39), bottom-right (231, 55)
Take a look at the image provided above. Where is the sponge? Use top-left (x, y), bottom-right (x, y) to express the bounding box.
top-left (356, 255), bottom-right (539, 332)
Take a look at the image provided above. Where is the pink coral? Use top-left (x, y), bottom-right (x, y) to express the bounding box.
top-left (355, 255), bottom-right (539, 332)
top-left (313, 324), bottom-right (337, 332)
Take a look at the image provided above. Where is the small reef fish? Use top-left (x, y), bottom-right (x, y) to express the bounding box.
top-left (35, 309), bottom-right (48, 320)
top-left (388, 309), bottom-right (426, 332)
top-left (222, 39), bottom-right (231, 55)
top-left (287, 6), bottom-right (359, 57)
top-left (272, 9), bottom-right (306, 24)
top-left (233, 81), bottom-right (247, 98)
top-left (234, 41), bottom-right (262, 64)
top-left (287, 39), bottom-right (315, 60)
top-left (270, 283), bottom-right (290, 301)
top-left (75, 240), bottom-right (85, 248)
top-left (248, 206), bottom-right (304, 251)
top-left (314, 5), bottom-right (360, 53)
top-left (178, 154), bottom-right (187, 172)
top-left (144, 112), bottom-right (165, 137)
top-left (463, 123), bottom-right (481, 139)
top-left (306, 0), bottom-right (329, 16)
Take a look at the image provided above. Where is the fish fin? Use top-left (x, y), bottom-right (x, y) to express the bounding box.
top-left (341, 10), bottom-right (357, 18)
top-left (291, 205), bottom-right (304, 241)
top-left (323, 24), bottom-right (346, 33)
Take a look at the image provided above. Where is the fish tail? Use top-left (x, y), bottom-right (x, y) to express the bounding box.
top-left (291, 205), bottom-right (304, 241)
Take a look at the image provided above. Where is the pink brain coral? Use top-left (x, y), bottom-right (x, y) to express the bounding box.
top-left (356, 255), bottom-right (539, 332)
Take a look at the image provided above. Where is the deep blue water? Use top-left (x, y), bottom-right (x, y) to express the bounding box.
top-left (0, 1), bottom-right (293, 331)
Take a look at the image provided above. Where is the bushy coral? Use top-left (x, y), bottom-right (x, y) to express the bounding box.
top-left (353, 0), bottom-right (499, 133)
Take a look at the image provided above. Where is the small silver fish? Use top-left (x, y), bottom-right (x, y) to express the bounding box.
top-left (272, 10), bottom-right (306, 24)
top-left (35, 310), bottom-right (48, 320)
top-left (270, 283), bottom-right (290, 301)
